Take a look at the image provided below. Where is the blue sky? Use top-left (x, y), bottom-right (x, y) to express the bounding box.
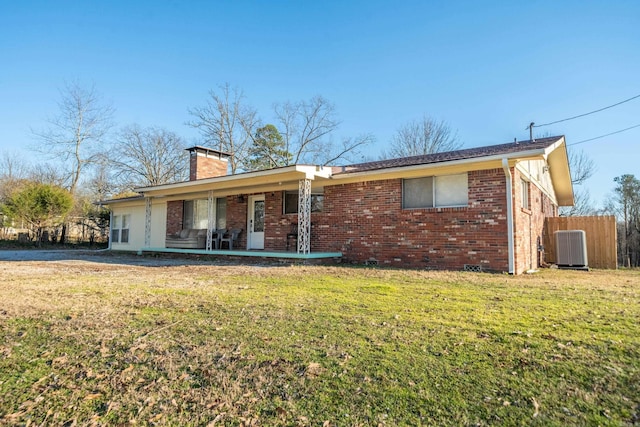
top-left (1, 0), bottom-right (638, 207)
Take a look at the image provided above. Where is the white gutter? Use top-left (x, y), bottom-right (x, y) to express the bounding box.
top-left (502, 158), bottom-right (515, 274)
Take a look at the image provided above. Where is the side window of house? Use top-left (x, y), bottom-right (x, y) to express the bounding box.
top-left (521, 179), bottom-right (530, 210)
top-left (283, 190), bottom-right (324, 214)
top-left (111, 214), bottom-right (130, 244)
top-left (403, 173), bottom-right (468, 209)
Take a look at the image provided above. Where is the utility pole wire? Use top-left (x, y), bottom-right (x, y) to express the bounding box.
top-left (534, 93), bottom-right (640, 127)
top-left (568, 123), bottom-right (640, 146)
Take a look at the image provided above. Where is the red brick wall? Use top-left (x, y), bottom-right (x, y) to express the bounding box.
top-left (225, 196), bottom-right (248, 249)
top-left (222, 193), bottom-right (299, 250)
top-left (189, 153), bottom-right (228, 180)
top-left (161, 167), bottom-right (558, 273)
top-left (513, 169), bottom-right (558, 274)
top-left (289, 169), bottom-right (512, 271)
top-left (264, 192), bottom-right (323, 252)
top-left (166, 201), bottom-right (183, 235)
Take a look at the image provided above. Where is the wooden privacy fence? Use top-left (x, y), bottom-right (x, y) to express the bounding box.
top-left (544, 216), bottom-right (617, 269)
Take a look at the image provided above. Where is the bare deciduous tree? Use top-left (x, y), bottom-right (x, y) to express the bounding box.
top-left (187, 83), bottom-right (258, 173)
top-left (381, 115), bottom-right (462, 159)
top-left (109, 125), bottom-right (188, 190)
top-left (32, 81), bottom-right (114, 195)
top-left (0, 151), bottom-right (30, 181)
top-left (560, 188), bottom-right (596, 217)
top-left (273, 95), bottom-right (372, 165)
top-left (568, 149), bottom-right (596, 186)
top-left (28, 163), bottom-right (69, 188)
top-left (86, 158), bottom-right (116, 202)
top-left (189, 87), bottom-right (373, 170)
top-left (560, 148), bottom-right (597, 216)
top-left (0, 151), bottom-right (31, 204)
top-left (274, 96), bottom-right (340, 164)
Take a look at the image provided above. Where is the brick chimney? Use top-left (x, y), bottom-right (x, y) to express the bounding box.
top-left (186, 146), bottom-right (231, 180)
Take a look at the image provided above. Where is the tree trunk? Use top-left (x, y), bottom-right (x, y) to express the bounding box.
top-left (59, 223), bottom-right (67, 245)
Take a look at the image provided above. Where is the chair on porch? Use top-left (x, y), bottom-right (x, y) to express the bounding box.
top-left (211, 228), bottom-right (226, 249)
top-left (220, 229), bottom-right (242, 250)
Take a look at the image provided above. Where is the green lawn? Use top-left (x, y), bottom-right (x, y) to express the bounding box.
top-left (0, 259), bottom-right (639, 426)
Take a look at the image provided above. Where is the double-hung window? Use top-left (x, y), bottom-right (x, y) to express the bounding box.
top-left (111, 214), bottom-right (130, 243)
top-left (403, 173), bottom-right (468, 209)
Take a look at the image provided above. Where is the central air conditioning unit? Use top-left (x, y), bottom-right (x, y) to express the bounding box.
top-left (555, 230), bottom-right (588, 270)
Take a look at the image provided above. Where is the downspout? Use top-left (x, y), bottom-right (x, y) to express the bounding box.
top-left (108, 210), bottom-right (113, 251)
top-left (502, 158), bottom-right (515, 274)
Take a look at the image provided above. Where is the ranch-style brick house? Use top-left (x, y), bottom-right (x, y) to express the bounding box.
top-left (102, 136), bottom-right (574, 275)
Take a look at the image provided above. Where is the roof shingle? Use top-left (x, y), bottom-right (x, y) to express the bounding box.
top-left (332, 136), bottom-right (564, 174)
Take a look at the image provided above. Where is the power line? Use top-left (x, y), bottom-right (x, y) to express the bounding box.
top-left (568, 123), bottom-right (640, 146)
top-left (534, 93), bottom-right (640, 127)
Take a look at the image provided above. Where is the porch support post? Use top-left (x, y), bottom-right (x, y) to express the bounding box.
top-left (206, 190), bottom-right (215, 250)
top-left (297, 178), bottom-right (312, 254)
top-left (144, 197), bottom-right (152, 247)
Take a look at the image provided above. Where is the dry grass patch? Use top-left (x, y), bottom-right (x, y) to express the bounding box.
top-left (1, 257), bottom-right (639, 425)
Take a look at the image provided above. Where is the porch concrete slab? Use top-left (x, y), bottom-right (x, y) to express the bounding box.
top-left (141, 247), bottom-right (342, 259)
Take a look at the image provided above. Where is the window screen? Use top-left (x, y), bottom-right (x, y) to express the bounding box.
top-left (435, 174), bottom-right (468, 207)
top-left (403, 177), bottom-right (434, 208)
top-left (403, 173), bottom-right (468, 209)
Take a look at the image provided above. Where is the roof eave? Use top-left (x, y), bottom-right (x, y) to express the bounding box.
top-left (135, 164), bottom-right (330, 197)
top-left (545, 137), bottom-right (574, 206)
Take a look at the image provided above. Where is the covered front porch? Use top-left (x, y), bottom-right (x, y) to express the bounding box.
top-left (137, 164), bottom-right (336, 257)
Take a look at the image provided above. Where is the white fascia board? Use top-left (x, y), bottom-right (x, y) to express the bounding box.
top-left (99, 196), bottom-right (145, 207)
top-left (543, 136), bottom-right (566, 157)
top-left (135, 165), bottom-right (327, 195)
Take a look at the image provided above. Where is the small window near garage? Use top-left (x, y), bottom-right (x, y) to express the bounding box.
top-left (283, 190), bottom-right (324, 214)
top-left (403, 173), bottom-right (468, 209)
top-left (521, 179), bottom-right (530, 210)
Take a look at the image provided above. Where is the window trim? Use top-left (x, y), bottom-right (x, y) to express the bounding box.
top-left (521, 178), bottom-right (530, 210)
top-left (111, 214), bottom-right (130, 244)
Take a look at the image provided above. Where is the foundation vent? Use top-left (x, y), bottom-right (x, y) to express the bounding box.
top-left (464, 264), bottom-right (482, 273)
